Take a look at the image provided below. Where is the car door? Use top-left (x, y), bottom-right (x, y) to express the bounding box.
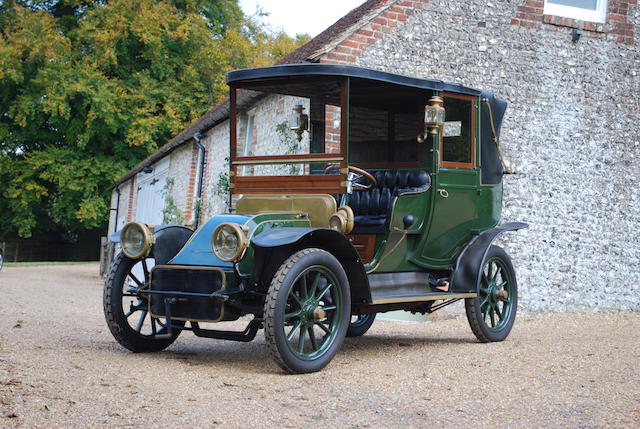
top-left (418, 93), bottom-right (480, 268)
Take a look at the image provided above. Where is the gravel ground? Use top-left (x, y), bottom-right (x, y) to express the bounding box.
top-left (1, 264), bottom-right (639, 428)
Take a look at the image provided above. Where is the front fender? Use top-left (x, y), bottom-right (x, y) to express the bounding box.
top-left (251, 228), bottom-right (371, 304)
top-left (450, 222), bottom-right (528, 293)
top-left (153, 225), bottom-right (194, 265)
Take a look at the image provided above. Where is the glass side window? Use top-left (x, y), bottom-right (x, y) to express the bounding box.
top-left (441, 95), bottom-right (475, 168)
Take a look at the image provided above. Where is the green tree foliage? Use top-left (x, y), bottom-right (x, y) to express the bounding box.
top-left (0, 0), bottom-right (309, 237)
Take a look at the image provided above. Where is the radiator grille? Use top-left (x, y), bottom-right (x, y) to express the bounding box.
top-left (150, 266), bottom-right (224, 321)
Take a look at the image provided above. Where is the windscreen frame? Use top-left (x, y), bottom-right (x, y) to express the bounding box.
top-left (229, 76), bottom-right (349, 195)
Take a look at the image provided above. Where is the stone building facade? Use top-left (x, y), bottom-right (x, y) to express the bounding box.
top-left (108, 0), bottom-right (640, 312)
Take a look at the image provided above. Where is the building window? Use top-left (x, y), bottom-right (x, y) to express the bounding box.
top-left (240, 113), bottom-right (255, 175)
top-left (543, 0), bottom-right (608, 23)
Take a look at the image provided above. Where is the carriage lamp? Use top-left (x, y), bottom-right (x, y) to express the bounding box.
top-left (424, 96), bottom-right (446, 135)
top-left (212, 222), bottom-right (249, 262)
top-left (289, 105), bottom-right (309, 142)
top-left (121, 222), bottom-right (155, 259)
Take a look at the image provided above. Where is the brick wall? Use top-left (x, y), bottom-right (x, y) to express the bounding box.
top-left (325, 105), bottom-right (341, 153)
top-left (125, 178), bottom-right (135, 222)
top-left (166, 142), bottom-right (198, 224)
top-left (323, 0), bottom-right (423, 65)
top-left (182, 144), bottom-right (200, 223)
top-left (513, 0), bottom-right (636, 44)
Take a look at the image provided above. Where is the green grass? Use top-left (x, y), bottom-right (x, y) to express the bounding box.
top-left (4, 261), bottom-right (98, 267)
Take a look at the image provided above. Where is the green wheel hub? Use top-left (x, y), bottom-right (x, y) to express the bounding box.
top-left (478, 257), bottom-right (513, 331)
top-left (282, 265), bottom-right (343, 361)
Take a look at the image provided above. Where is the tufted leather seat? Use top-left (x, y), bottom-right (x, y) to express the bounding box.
top-left (348, 170), bottom-right (431, 234)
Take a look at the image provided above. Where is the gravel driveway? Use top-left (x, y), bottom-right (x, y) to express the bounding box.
top-left (1, 264), bottom-right (638, 428)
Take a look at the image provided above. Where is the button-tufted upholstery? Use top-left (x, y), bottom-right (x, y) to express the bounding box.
top-left (348, 170), bottom-right (431, 234)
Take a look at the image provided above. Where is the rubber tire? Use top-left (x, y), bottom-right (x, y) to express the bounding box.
top-left (465, 245), bottom-right (518, 343)
top-left (264, 248), bottom-right (351, 374)
top-left (103, 253), bottom-right (182, 352)
top-left (346, 313), bottom-right (376, 337)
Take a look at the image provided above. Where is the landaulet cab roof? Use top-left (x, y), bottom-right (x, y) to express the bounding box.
top-left (227, 64), bottom-right (482, 96)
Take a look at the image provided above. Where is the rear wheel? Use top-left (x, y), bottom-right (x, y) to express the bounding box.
top-left (264, 248), bottom-right (351, 374)
top-left (346, 314), bottom-right (376, 337)
top-left (103, 253), bottom-right (183, 352)
top-left (465, 245), bottom-right (517, 342)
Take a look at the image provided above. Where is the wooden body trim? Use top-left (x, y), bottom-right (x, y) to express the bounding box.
top-left (233, 175), bottom-right (344, 194)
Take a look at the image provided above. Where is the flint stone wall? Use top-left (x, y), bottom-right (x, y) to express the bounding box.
top-left (338, 0), bottom-right (639, 311)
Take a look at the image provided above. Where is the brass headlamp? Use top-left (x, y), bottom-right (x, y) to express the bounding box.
top-left (212, 222), bottom-right (249, 262)
top-left (120, 222), bottom-right (154, 259)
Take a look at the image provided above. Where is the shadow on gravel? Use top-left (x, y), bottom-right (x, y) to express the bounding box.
top-left (342, 334), bottom-right (475, 350)
top-left (92, 336), bottom-right (273, 373)
top-left (94, 330), bottom-right (476, 375)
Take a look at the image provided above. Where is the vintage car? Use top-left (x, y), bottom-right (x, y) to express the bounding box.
top-left (104, 64), bottom-right (527, 373)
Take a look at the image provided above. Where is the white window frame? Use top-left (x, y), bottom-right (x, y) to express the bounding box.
top-left (241, 112), bottom-right (255, 176)
top-left (543, 0), bottom-right (608, 23)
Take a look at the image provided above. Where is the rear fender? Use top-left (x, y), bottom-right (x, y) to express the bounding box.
top-left (251, 228), bottom-right (371, 304)
top-left (450, 222), bottom-right (528, 293)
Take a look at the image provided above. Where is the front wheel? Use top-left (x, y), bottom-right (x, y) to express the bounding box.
top-left (264, 248), bottom-right (351, 374)
top-left (465, 245), bottom-right (518, 342)
top-left (103, 253), bottom-right (183, 352)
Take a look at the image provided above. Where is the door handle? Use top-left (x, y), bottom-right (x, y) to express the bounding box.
top-left (437, 189), bottom-right (449, 198)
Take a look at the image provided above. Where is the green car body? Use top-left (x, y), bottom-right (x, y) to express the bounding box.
top-left (104, 64), bottom-right (527, 373)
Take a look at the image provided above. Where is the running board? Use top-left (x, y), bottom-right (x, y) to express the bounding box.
top-left (371, 293), bottom-right (476, 305)
top-left (368, 272), bottom-right (476, 305)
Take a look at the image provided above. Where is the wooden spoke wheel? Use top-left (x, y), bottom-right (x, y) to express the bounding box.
top-left (103, 253), bottom-right (183, 352)
top-left (465, 245), bottom-right (518, 342)
top-left (264, 249), bottom-right (351, 373)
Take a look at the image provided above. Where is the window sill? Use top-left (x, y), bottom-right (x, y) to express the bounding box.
top-left (542, 14), bottom-right (606, 33)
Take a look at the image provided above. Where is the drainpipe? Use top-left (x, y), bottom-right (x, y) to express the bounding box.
top-left (192, 132), bottom-right (206, 229)
top-left (110, 185), bottom-right (121, 260)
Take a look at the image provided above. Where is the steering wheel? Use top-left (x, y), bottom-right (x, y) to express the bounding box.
top-left (325, 165), bottom-right (377, 191)
top-left (347, 166), bottom-right (377, 191)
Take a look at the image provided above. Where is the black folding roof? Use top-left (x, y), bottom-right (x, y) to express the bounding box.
top-left (227, 64), bottom-right (482, 96)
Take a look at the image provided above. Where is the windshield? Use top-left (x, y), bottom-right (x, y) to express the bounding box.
top-left (232, 78), bottom-right (344, 178)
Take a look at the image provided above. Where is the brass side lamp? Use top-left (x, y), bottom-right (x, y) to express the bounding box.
top-left (424, 96), bottom-right (445, 135)
top-left (417, 95), bottom-right (446, 143)
top-left (290, 105), bottom-right (309, 142)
